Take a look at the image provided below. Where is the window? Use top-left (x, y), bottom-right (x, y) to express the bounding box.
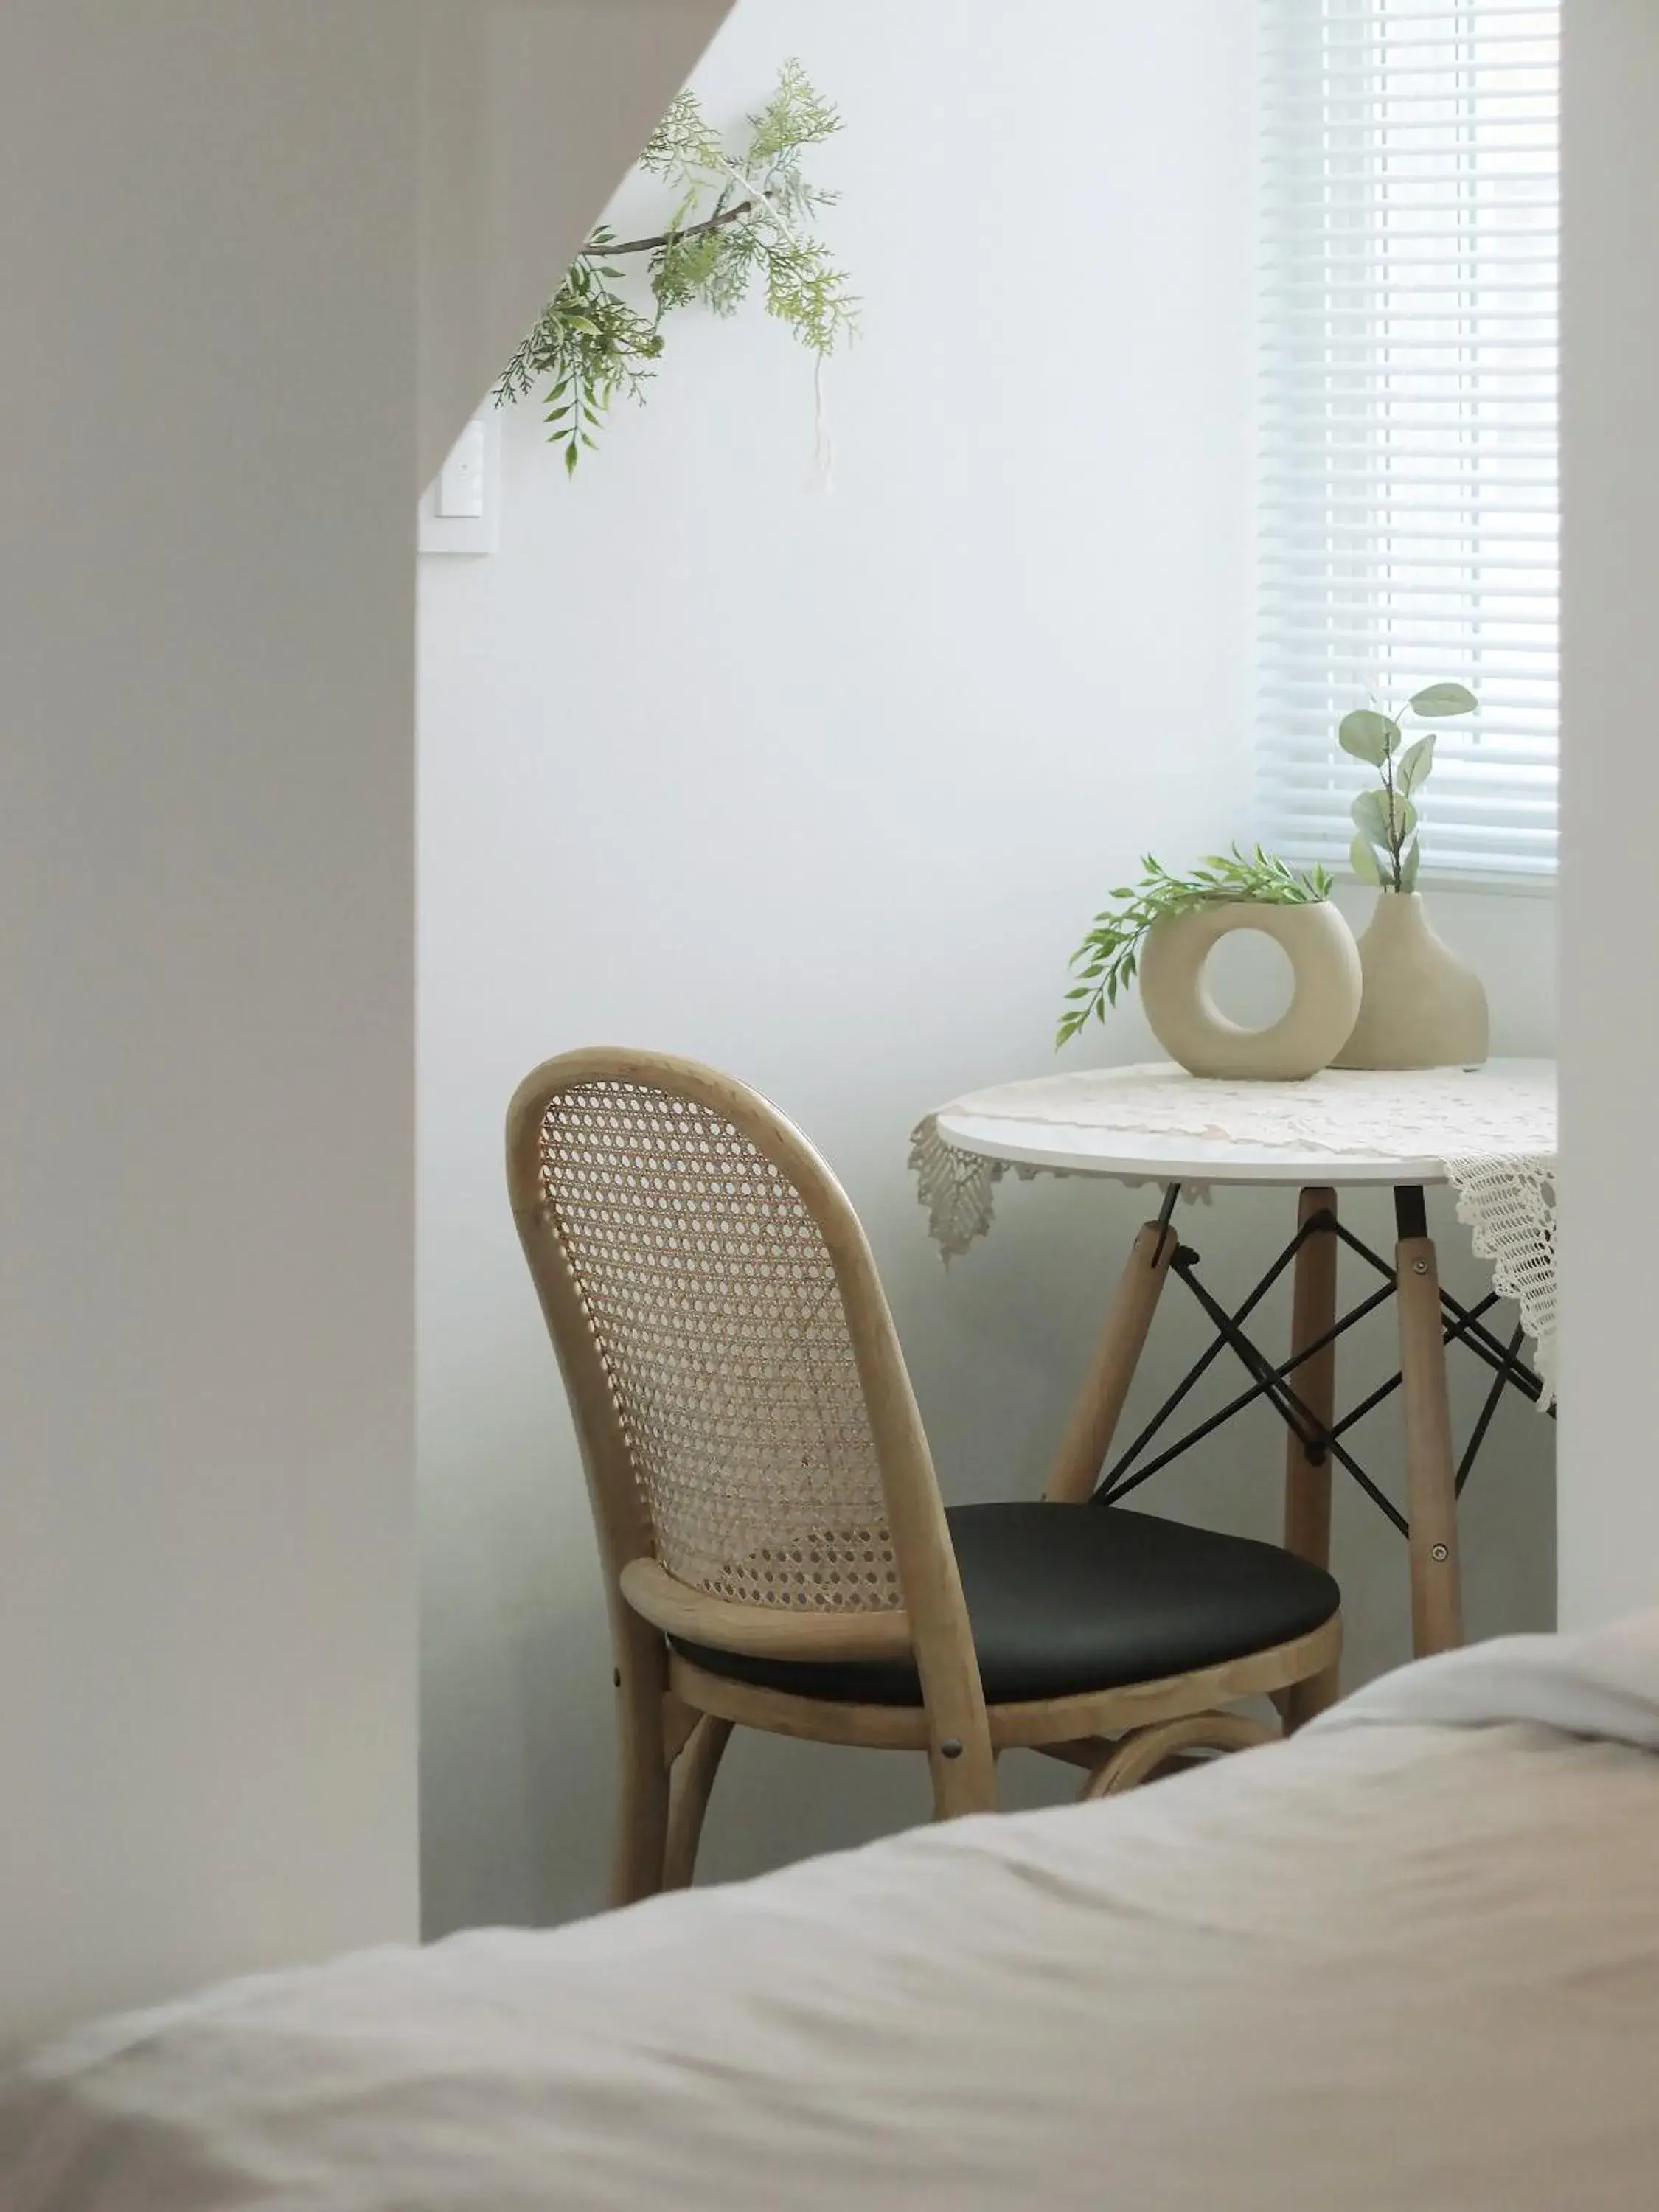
top-left (1257, 1), bottom-right (1560, 882)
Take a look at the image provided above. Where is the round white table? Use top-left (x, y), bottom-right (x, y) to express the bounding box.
top-left (936, 1109), bottom-right (1458, 1189)
top-left (918, 1060), bottom-right (1557, 1691)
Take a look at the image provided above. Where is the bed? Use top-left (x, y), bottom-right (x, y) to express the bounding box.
top-left (6, 1615), bottom-right (1659, 2211)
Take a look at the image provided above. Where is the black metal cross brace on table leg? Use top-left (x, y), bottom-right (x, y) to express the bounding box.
top-left (1091, 1182), bottom-right (1550, 1539)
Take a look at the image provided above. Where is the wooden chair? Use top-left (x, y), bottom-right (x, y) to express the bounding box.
top-left (507, 1048), bottom-right (1342, 1904)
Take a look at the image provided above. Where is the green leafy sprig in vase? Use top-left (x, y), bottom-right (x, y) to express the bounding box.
top-left (1056, 846), bottom-right (1360, 1081)
top-left (1057, 846), bottom-right (1332, 1048)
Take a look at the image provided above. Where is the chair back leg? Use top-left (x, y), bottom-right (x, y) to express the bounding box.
top-left (663, 1715), bottom-right (734, 1890)
top-left (611, 1615), bottom-right (672, 1907)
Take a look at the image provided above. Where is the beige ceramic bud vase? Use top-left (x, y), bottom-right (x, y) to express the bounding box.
top-left (1332, 891), bottom-right (1489, 1070)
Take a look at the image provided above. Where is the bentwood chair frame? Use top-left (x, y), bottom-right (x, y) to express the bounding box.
top-left (508, 1048), bottom-right (1341, 1905)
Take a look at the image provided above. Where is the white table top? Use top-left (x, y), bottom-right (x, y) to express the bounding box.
top-left (934, 1058), bottom-right (1556, 1191)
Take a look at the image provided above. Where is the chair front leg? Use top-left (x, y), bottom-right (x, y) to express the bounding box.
top-left (929, 1738), bottom-right (999, 1820)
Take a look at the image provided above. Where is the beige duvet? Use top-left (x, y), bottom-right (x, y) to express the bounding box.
top-left (7, 1618), bottom-right (1659, 2210)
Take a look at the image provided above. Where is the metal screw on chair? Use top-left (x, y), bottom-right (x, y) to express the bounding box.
top-left (940, 1738), bottom-right (963, 1759)
top-left (1412, 1258), bottom-right (1429, 1276)
top-left (1432, 1545), bottom-right (1449, 1562)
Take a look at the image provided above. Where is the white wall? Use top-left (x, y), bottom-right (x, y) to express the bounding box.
top-left (1557, 2), bottom-right (1659, 1627)
top-left (0, 0), bottom-right (730, 2056)
top-left (418, 0), bottom-right (1557, 1936)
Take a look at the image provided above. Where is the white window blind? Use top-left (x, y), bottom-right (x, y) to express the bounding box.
top-left (1258, 0), bottom-right (1560, 882)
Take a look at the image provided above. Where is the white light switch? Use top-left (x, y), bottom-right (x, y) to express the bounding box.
top-left (437, 418), bottom-right (487, 518)
top-left (420, 414), bottom-right (500, 554)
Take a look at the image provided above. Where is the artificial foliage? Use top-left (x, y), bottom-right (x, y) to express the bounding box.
top-left (1057, 846), bottom-right (1334, 1048)
top-left (495, 61), bottom-right (857, 473)
top-left (1340, 681), bottom-right (1478, 891)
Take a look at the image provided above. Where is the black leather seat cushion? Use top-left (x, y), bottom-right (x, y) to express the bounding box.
top-left (672, 1503), bottom-right (1340, 1708)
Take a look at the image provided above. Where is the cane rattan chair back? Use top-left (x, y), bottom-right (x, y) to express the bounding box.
top-left (526, 1065), bottom-right (897, 1613)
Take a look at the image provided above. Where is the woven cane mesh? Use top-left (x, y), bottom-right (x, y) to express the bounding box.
top-left (536, 1078), bottom-right (900, 1611)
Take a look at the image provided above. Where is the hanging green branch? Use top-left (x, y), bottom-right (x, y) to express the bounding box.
top-left (495, 60), bottom-right (858, 475)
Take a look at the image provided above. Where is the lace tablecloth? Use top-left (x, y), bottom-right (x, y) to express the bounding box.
top-left (911, 1062), bottom-right (1557, 1404)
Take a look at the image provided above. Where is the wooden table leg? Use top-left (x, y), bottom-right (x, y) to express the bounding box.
top-left (1045, 1210), bottom-right (1177, 1504)
top-left (1395, 1185), bottom-right (1464, 1656)
top-left (1281, 1186), bottom-right (1341, 1728)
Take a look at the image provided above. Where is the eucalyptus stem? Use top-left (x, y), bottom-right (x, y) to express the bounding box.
top-left (1339, 680), bottom-right (1478, 893)
top-left (1381, 742), bottom-right (1404, 888)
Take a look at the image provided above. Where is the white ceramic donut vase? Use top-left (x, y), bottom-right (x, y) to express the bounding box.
top-left (1137, 901), bottom-right (1363, 1081)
